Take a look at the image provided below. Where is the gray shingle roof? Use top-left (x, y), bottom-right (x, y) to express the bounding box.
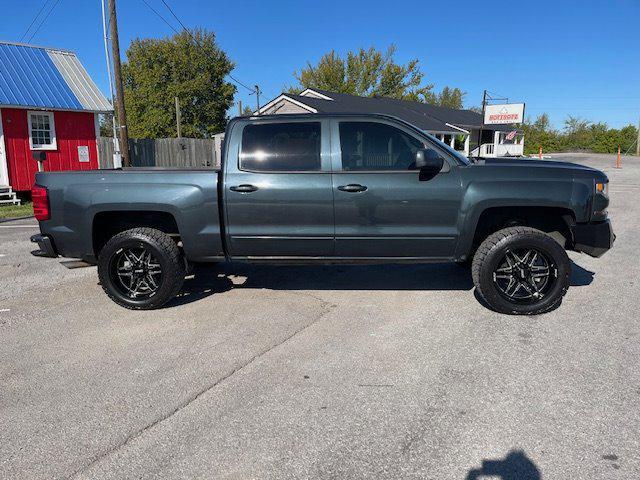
top-left (286, 89), bottom-right (517, 132)
top-left (286, 92), bottom-right (455, 132)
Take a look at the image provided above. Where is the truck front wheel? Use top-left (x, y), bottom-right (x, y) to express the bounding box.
top-left (97, 228), bottom-right (186, 310)
top-left (472, 227), bottom-right (571, 315)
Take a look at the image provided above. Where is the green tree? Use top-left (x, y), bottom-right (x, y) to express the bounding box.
top-left (564, 115), bottom-right (591, 133)
top-left (618, 124), bottom-right (639, 152)
top-left (522, 113), bottom-right (638, 155)
top-left (99, 113), bottom-right (114, 137)
top-left (288, 45), bottom-right (464, 108)
top-left (522, 113), bottom-right (560, 155)
top-left (563, 116), bottom-right (592, 151)
top-left (533, 113), bottom-right (550, 131)
top-left (122, 29), bottom-right (235, 138)
top-left (426, 86), bottom-right (466, 109)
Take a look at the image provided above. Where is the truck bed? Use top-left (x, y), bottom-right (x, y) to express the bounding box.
top-left (35, 169), bottom-right (224, 263)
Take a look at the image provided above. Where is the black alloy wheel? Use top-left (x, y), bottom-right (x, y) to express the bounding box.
top-left (98, 228), bottom-right (186, 310)
top-left (111, 246), bottom-right (163, 300)
top-left (492, 248), bottom-right (557, 303)
top-left (472, 227), bottom-right (571, 315)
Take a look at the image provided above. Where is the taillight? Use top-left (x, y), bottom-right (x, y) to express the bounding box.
top-left (32, 184), bottom-right (50, 221)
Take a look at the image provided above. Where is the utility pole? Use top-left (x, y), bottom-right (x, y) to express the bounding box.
top-left (108, 0), bottom-right (130, 167)
top-left (254, 85), bottom-right (261, 113)
top-left (238, 100), bottom-right (242, 117)
top-left (175, 97), bottom-right (182, 138)
top-left (477, 89), bottom-right (487, 156)
top-left (636, 116), bottom-right (640, 157)
top-left (100, 0), bottom-right (120, 168)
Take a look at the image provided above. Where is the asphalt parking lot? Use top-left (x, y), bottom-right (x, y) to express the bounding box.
top-left (1, 153), bottom-right (638, 479)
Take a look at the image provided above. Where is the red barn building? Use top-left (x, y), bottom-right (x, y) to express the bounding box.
top-left (0, 41), bottom-right (112, 200)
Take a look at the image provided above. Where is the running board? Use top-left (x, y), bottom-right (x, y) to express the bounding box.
top-left (60, 260), bottom-right (95, 269)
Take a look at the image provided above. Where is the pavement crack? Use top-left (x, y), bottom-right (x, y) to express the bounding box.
top-left (67, 295), bottom-right (334, 479)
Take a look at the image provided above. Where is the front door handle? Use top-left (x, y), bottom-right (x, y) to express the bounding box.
top-left (230, 184), bottom-right (259, 193)
top-left (338, 184), bottom-right (367, 193)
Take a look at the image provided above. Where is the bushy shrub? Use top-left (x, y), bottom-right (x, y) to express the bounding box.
top-left (522, 114), bottom-right (637, 155)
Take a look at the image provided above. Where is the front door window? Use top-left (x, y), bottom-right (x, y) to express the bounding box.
top-left (339, 121), bottom-right (423, 171)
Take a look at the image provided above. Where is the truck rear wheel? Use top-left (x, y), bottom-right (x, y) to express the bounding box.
top-left (472, 227), bottom-right (571, 315)
top-left (98, 228), bottom-right (185, 310)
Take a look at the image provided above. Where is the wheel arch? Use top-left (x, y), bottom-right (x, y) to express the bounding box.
top-left (457, 203), bottom-right (577, 261)
top-left (92, 210), bottom-right (181, 259)
top-left (455, 178), bottom-right (592, 261)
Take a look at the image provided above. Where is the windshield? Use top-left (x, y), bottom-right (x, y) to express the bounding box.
top-left (424, 133), bottom-right (472, 165)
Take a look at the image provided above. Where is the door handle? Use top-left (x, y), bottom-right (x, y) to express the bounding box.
top-left (338, 184), bottom-right (367, 193)
top-left (230, 184), bottom-right (258, 193)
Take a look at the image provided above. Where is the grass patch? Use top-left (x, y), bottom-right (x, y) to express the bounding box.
top-left (0, 201), bottom-right (33, 219)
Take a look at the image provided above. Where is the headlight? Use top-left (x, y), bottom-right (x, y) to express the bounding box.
top-left (593, 181), bottom-right (609, 219)
top-left (596, 182), bottom-right (608, 196)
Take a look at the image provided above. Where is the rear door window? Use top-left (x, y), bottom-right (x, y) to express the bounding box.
top-left (240, 122), bottom-right (321, 172)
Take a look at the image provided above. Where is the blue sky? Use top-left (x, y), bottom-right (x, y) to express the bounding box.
top-left (2, 0), bottom-right (638, 128)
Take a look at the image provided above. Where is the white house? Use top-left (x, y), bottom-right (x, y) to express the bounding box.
top-left (256, 88), bottom-right (524, 157)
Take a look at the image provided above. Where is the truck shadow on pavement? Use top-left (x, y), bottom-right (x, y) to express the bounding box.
top-left (170, 260), bottom-right (594, 308)
top-left (466, 450), bottom-right (541, 479)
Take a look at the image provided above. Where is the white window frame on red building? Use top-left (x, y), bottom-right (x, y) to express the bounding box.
top-left (28, 110), bottom-right (57, 150)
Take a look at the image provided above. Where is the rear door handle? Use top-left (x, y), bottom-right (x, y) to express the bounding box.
top-left (230, 184), bottom-right (258, 193)
top-left (338, 184), bottom-right (367, 193)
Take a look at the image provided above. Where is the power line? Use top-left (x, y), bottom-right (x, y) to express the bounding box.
top-left (159, 0), bottom-right (189, 32)
top-left (140, 0), bottom-right (179, 34)
top-left (27, 0), bottom-right (63, 43)
top-left (139, 0), bottom-right (259, 95)
top-left (228, 73), bottom-right (257, 93)
top-left (19, 0), bottom-right (51, 42)
top-left (159, 0), bottom-right (255, 93)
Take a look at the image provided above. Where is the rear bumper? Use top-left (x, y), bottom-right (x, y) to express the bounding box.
top-left (30, 234), bottom-right (58, 258)
top-left (571, 219), bottom-right (615, 258)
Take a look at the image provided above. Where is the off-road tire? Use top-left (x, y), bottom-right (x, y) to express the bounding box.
top-left (472, 227), bottom-right (571, 315)
top-left (98, 228), bottom-right (185, 310)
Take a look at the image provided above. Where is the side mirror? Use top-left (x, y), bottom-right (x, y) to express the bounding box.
top-left (415, 148), bottom-right (444, 172)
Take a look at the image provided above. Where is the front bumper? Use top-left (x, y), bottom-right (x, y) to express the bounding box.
top-left (30, 234), bottom-right (58, 258)
top-left (571, 219), bottom-right (615, 258)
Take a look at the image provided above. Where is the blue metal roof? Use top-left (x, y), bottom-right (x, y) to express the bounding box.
top-left (0, 42), bottom-right (112, 112)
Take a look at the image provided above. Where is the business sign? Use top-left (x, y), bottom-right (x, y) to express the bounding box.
top-left (484, 103), bottom-right (525, 125)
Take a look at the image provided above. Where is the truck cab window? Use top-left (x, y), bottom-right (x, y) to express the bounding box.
top-left (339, 121), bottom-right (423, 171)
top-left (240, 122), bottom-right (321, 172)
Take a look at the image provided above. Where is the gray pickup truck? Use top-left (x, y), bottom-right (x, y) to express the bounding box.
top-left (31, 113), bottom-right (614, 314)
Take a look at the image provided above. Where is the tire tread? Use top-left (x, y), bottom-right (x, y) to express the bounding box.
top-left (471, 227), bottom-right (570, 315)
top-left (97, 227), bottom-right (185, 310)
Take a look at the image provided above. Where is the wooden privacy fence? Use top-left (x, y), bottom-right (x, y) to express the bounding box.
top-left (98, 136), bottom-right (222, 169)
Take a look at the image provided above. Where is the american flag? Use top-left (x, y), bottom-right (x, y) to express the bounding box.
top-left (505, 130), bottom-right (518, 141)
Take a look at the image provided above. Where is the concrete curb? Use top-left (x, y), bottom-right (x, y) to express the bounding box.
top-left (0, 215), bottom-right (35, 224)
